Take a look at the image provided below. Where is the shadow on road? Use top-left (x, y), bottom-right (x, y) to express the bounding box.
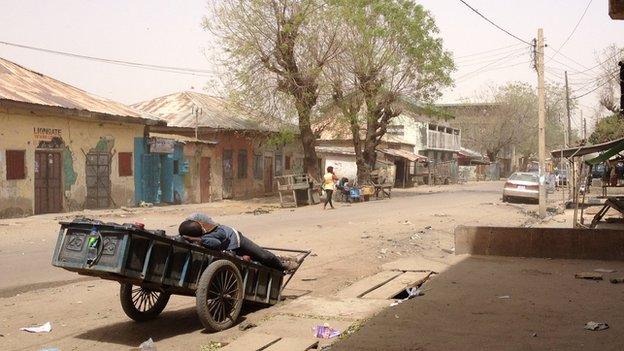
top-left (75, 303), bottom-right (269, 347)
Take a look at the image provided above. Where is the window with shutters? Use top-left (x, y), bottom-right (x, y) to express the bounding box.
top-left (237, 149), bottom-right (248, 179)
top-left (253, 154), bottom-right (263, 180)
top-left (6, 150), bottom-right (26, 180)
top-left (284, 155), bottom-right (291, 170)
top-left (118, 152), bottom-right (133, 177)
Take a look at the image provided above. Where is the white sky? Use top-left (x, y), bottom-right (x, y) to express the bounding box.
top-left (1, 0), bottom-right (623, 134)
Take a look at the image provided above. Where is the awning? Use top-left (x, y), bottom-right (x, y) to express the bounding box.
top-left (550, 137), bottom-right (624, 158)
top-left (585, 139), bottom-right (624, 165)
top-left (379, 148), bottom-right (428, 162)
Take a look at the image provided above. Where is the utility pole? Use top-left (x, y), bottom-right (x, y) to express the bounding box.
top-left (536, 28), bottom-right (547, 218)
top-left (582, 111), bottom-right (587, 140)
top-left (619, 61), bottom-right (623, 115)
top-left (564, 71), bottom-right (571, 147)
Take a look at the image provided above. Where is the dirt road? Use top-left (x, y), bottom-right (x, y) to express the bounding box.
top-left (0, 181), bottom-right (539, 350)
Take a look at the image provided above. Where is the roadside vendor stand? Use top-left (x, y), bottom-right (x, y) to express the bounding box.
top-left (551, 137), bottom-right (624, 228)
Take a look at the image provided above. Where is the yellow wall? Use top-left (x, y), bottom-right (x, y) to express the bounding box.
top-left (0, 106), bottom-right (144, 217)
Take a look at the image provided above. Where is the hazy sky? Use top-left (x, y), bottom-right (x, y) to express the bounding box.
top-left (1, 0), bottom-right (623, 133)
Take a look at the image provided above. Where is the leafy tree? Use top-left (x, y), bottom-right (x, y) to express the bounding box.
top-left (452, 82), bottom-right (569, 166)
top-left (595, 44), bottom-right (623, 114)
top-left (328, 0), bottom-right (454, 182)
top-left (205, 0), bottom-right (341, 176)
top-left (589, 113), bottom-right (624, 143)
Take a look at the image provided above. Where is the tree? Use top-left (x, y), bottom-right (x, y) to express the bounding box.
top-left (452, 82), bottom-right (568, 167)
top-left (596, 44), bottom-right (623, 114)
top-left (327, 0), bottom-right (454, 182)
top-left (205, 0), bottom-right (341, 176)
top-left (589, 113), bottom-right (624, 143)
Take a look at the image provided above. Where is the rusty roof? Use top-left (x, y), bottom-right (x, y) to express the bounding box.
top-left (132, 91), bottom-right (281, 132)
top-left (0, 57), bottom-right (162, 125)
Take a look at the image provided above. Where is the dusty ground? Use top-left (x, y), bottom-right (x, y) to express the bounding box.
top-left (0, 181), bottom-right (551, 350)
top-left (333, 255), bottom-right (624, 351)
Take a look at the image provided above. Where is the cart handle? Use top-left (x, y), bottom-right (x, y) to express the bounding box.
top-left (262, 247), bottom-right (312, 295)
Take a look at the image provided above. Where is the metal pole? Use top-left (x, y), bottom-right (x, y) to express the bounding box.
top-left (537, 28), bottom-right (547, 218)
top-left (564, 71), bottom-right (571, 148)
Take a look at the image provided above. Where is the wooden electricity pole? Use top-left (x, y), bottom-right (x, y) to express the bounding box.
top-left (537, 28), bottom-right (547, 218)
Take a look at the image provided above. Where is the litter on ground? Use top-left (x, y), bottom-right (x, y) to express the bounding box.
top-left (20, 322), bottom-right (52, 333)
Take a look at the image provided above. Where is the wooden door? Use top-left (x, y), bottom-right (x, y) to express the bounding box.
top-left (264, 156), bottom-right (273, 193)
top-left (200, 157), bottom-right (211, 202)
top-left (85, 151), bottom-right (111, 209)
top-left (222, 149), bottom-right (233, 199)
top-left (34, 151), bottom-right (62, 214)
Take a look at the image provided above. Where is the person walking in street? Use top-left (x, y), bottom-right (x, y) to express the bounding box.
top-left (322, 166), bottom-right (339, 210)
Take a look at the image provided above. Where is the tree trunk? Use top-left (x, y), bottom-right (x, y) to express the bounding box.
top-left (295, 103), bottom-right (320, 178)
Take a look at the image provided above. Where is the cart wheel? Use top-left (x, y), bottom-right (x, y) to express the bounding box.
top-left (196, 259), bottom-right (243, 332)
top-left (119, 283), bottom-right (170, 322)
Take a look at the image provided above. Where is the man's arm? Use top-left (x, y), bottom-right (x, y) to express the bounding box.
top-left (200, 235), bottom-right (223, 250)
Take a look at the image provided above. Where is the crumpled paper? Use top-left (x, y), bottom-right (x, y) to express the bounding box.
top-left (20, 322), bottom-right (52, 333)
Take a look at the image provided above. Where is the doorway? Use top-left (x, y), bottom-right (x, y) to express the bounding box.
top-left (200, 157), bottom-right (211, 202)
top-left (222, 149), bottom-right (233, 199)
top-left (34, 150), bottom-right (63, 214)
top-left (85, 151), bottom-right (111, 209)
top-left (264, 156), bottom-right (274, 194)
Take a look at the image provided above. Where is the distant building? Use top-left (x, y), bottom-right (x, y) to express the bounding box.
top-left (0, 57), bottom-right (162, 218)
top-left (133, 92), bottom-right (303, 201)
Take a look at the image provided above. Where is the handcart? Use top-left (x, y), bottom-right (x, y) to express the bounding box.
top-left (51, 219), bottom-right (309, 332)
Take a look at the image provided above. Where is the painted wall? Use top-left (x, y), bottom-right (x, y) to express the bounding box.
top-left (153, 129), bottom-right (304, 200)
top-left (323, 154), bottom-right (359, 181)
top-left (0, 106), bottom-right (144, 217)
top-left (388, 115), bottom-right (427, 154)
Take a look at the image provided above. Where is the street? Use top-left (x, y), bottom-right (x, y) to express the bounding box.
top-left (0, 181), bottom-right (540, 350)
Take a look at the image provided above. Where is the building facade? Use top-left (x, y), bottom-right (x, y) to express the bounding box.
top-left (0, 57), bottom-right (161, 218)
top-left (134, 92), bottom-right (304, 201)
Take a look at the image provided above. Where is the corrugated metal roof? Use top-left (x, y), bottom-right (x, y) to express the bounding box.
top-left (133, 91), bottom-right (280, 132)
top-left (379, 148), bottom-right (428, 162)
top-left (316, 146), bottom-right (356, 156)
top-left (0, 57), bottom-right (161, 125)
top-left (148, 132), bottom-right (218, 145)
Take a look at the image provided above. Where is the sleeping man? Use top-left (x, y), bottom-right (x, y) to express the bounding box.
top-left (178, 213), bottom-right (297, 273)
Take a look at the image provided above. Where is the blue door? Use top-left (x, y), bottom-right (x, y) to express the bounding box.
top-left (142, 154), bottom-right (161, 203)
top-left (160, 154), bottom-right (174, 203)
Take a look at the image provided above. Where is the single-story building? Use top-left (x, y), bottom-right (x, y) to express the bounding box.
top-left (0, 57), bottom-right (163, 217)
top-left (133, 91), bottom-right (303, 201)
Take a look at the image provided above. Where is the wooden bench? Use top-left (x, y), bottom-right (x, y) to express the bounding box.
top-left (372, 182), bottom-right (393, 199)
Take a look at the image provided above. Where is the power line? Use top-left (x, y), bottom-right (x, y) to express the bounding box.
top-left (456, 50), bottom-right (530, 82)
top-left (546, 0), bottom-right (593, 64)
top-left (570, 72), bottom-right (618, 99)
top-left (457, 0), bottom-right (532, 45)
top-left (0, 40), bottom-right (218, 76)
top-left (454, 43), bottom-right (525, 59)
top-left (456, 46), bottom-right (528, 66)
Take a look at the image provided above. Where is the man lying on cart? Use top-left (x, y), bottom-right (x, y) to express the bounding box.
top-left (178, 213), bottom-right (298, 273)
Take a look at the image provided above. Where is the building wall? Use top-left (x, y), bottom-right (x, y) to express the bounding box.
top-left (182, 142), bottom-right (218, 203)
top-left (0, 106), bottom-right (144, 217)
top-left (151, 128), bottom-right (304, 200)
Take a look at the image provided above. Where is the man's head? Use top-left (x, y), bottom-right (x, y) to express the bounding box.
top-left (178, 220), bottom-right (204, 237)
top-left (327, 166), bottom-right (334, 173)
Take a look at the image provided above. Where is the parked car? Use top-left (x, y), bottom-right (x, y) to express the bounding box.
top-left (503, 172), bottom-right (540, 203)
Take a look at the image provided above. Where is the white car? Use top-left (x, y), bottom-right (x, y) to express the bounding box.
top-left (503, 172), bottom-right (540, 203)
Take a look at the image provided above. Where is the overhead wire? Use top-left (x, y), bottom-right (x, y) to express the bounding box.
top-left (457, 0), bottom-right (532, 45)
top-left (0, 40), bottom-right (219, 76)
top-left (546, 0), bottom-right (593, 64)
top-left (453, 42), bottom-right (526, 60)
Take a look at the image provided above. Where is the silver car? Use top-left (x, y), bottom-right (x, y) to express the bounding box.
top-left (503, 172), bottom-right (540, 203)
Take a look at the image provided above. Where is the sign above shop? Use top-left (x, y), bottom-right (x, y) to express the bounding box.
top-left (149, 138), bottom-right (175, 154)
